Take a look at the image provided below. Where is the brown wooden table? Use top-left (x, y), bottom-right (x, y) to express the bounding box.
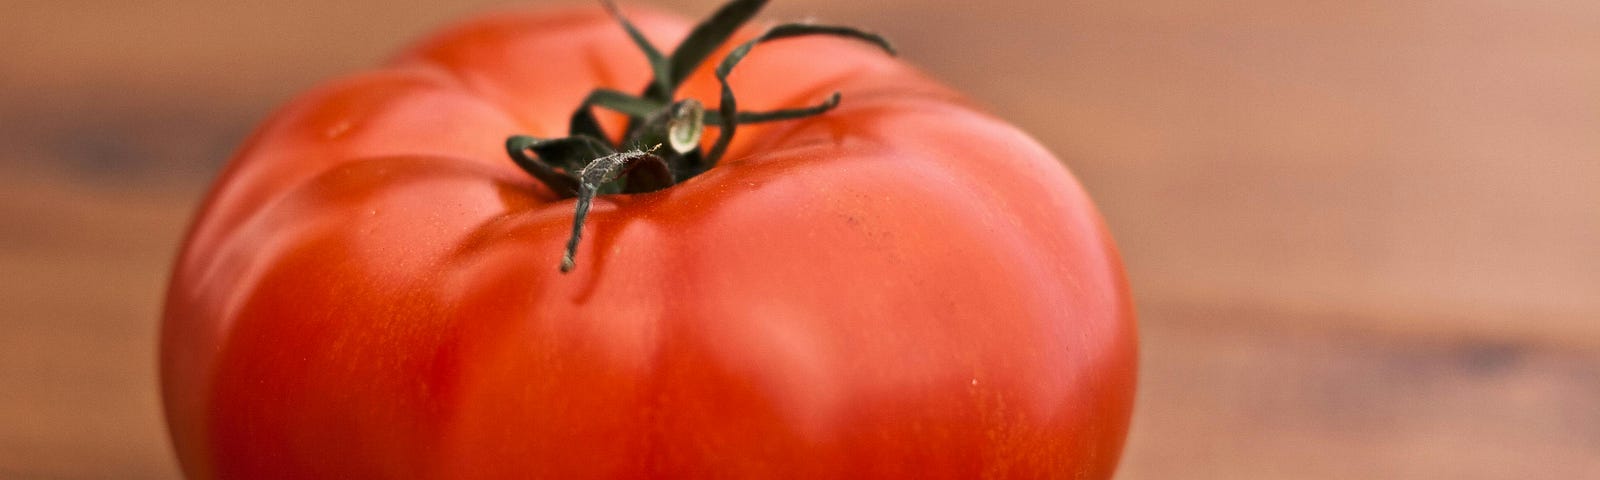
top-left (3, 1), bottom-right (1596, 478)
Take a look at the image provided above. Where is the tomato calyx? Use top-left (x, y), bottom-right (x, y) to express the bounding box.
top-left (505, 0), bottom-right (894, 273)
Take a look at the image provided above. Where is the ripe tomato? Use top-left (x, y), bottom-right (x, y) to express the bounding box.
top-left (161, 1), bottom-right (1136, 478)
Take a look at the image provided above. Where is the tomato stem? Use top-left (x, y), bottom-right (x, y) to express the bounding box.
top-left (562, 148), bottom-right (671, 273)
top-left (504, 0), bottom-right (895, 272)
top-left (706, 23), bottom-right (893, 164)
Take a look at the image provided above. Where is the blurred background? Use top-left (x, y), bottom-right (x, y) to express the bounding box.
top-left (1, 0), bottom-right (1596, 478)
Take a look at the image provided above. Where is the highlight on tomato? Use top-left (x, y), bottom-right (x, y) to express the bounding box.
top-left (160, 0), bottom-right (1137, 478)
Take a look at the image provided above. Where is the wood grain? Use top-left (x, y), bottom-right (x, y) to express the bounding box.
top-left (2, 1), bottom-right (1596, 478)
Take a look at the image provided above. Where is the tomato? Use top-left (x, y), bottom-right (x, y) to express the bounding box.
top-left (161, 1), bottom-right (1136, 478)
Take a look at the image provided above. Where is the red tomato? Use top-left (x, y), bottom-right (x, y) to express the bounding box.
top-left (162, 2), bottom-right (1136, 478)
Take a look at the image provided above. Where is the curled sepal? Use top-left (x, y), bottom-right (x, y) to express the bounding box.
top-left (569, 88), bottom-right (663, 140)
top-left (705, 23), bottom-right (896, 165)
top-left (528, 135), bottom-right (617, 173)
top-left (705, 91), bottom-right (842, 125)
top-left (651, 0), bottom-right (769, 100)
top-left (601, 0), bottom-right (672, 99)
top-left (506, 135), bottom-right (581, 196)
top-left (561, 148), bottom-right (671, 273)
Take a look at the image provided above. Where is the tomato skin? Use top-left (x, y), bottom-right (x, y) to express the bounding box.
top-left (161, 5), bottom-right (1136, 479)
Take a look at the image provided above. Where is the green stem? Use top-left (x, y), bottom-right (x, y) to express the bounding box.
top-left (504, 0), bottom-right (895, 272)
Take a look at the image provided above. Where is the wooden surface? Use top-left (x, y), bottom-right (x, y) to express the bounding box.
top-left (2, 0), bottom-right (1597, 478)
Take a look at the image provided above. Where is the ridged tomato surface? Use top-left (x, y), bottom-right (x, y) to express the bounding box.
top-left (162, 5), bottom-right (1136, 479)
